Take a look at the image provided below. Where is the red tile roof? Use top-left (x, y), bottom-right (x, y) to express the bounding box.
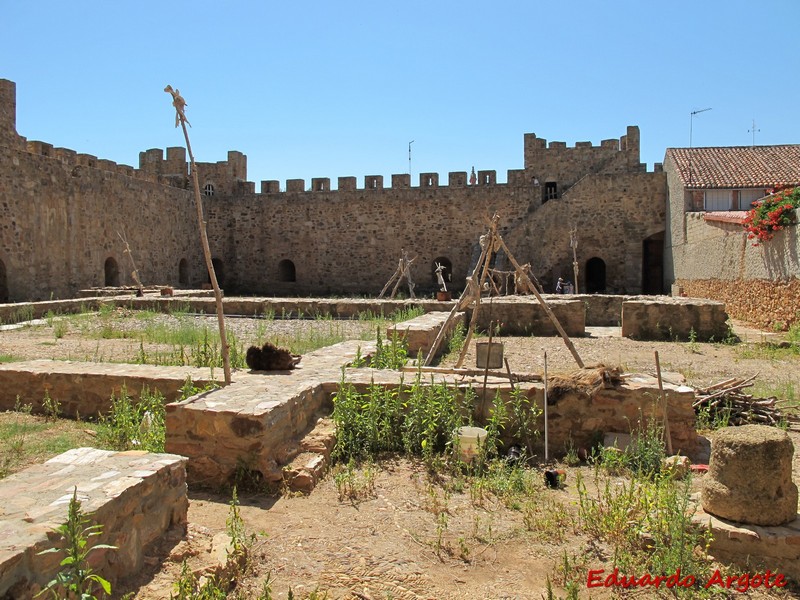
top-left (666, 145), bottom-right (800, 189)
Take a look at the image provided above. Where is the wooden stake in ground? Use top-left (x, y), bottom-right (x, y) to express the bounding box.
top-left (654, 350), bottom-right (673, 455)
top-left (422, 213), bottom-right (584, 369)
top-left (165, 85), bottom-right (231, 385)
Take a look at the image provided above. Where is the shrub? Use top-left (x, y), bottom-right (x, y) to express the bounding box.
top-left (743, 185), bottom-right (800, 246)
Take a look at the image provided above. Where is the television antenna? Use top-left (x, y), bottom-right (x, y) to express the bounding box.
top-left (689, 107), bottom-right (712, 148)
top-left (688, 107), bottom-right (712, 188)
top-left (748, 119), bottom-right (760, 147)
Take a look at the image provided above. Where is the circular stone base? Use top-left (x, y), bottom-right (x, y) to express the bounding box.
top-left (692, 504), bottom-right (800, 582)
top-left (701, 425), bottom-right (798, 526)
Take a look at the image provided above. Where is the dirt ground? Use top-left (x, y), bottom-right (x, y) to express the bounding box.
top-left (2, 313), bottom-right (800, 599)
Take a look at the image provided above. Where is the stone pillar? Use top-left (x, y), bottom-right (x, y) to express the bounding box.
top-left (702, 425), bottom-right (798, 526)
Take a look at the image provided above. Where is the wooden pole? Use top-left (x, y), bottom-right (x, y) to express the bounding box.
top-left (166, 86), bottom-right (231, 385)
top-left (570, 226), bottom-right (580, 295)
top-left (543, 350), bottom-right (549, 461)
top-left (423, 222), bottom-right (493, 366)
top-left (455, 228), bottom-right (497, 368)
top-left (654, 350), bottom-right (673, 455)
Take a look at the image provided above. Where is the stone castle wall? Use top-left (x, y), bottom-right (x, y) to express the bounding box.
top-left (0, 142), bottom-right (206, 301)
top-left (0, 78), bottom-right (666, 301)
top-left (504, 171), bottom-right (667, 293)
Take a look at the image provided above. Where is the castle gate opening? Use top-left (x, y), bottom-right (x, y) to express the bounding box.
top-left (104, 257), bottom-right (120, 287)
top-left (642, 232), bottom-right (664, 295)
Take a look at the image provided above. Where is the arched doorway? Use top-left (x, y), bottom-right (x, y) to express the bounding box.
top-left (208, 258), bottom-right (225, 288)
top-left (432, 257), bottom-right (453, 289)
top-left (278, 259), bottom-right (296, 282)
top-left (178, 259), bottom-right (189, 286)
top-left (0, 259), bottom-right (8, 302)
top-left (585, 257), bottom-right (606, 294)
top-left (642, 232), bottom-right (665, 295)
top-left (104, 257), bottom-right (120, 287)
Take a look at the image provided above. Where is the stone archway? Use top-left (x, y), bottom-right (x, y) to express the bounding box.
top-left (278, 259), bottom-right (297, 283)
top-left (104, 257), bottom-right (120, 287)
top-left (585, 257), bottom-right (606, 294)
top-left (432, 257), bottom-right (453, 287)
top-left (178, 258), bottom-right (189, 286)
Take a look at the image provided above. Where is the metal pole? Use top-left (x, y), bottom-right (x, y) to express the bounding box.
top-left (408, 140), bottom-right (414, 181)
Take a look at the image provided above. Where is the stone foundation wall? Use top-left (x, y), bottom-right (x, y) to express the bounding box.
top-left (387, 311), bottom-right (466, 358)
top-left (621, 297), bottom-right (729, 341)
top-left (345, 370), bottom-right (699, 460)
top-left (471, 296), bottom-right (585, 336)
top-left (0, 448), bottom-right (187, 599)
top-left (676, 277), bottom-right (800, 330)
top-left (0, 361), bottom-right (216, 417)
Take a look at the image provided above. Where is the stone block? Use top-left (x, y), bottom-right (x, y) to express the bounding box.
top-left (702, 425), bottom-right (798, 526)
top-left (0, 448), bottom-right (187, 599)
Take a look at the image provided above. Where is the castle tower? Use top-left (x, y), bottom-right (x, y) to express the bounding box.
top-left (0, 79), bottom-right (19, 142)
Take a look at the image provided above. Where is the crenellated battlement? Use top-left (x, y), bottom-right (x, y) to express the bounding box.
top-left (256, 169), bottom-right (532, 194)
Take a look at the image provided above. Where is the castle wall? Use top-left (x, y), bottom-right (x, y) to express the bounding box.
top-left (0, 78), bottom-right (666, 302)
top-left (523, 126), bottom-right (644, 193)
top-left (504, 171), bottom-right (666, 294)
top-left (0, 143), bottom-right (206, 301)
top-left (206, 181), bottom-right (537, 295)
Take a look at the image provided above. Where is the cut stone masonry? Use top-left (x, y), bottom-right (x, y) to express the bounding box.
top-left (0, 448), bottom-right (187, 599)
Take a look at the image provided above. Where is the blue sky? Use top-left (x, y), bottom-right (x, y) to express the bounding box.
top-left (3, 1), bottom-right (798, 186)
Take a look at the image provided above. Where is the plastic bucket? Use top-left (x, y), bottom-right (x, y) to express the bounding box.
top-left (456, 426), bottom-right (488, 463)
top-left (476, 341), bottom-right (503, 369)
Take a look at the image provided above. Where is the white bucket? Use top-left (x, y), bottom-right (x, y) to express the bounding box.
top-left (456, 426), bottom-right (488, 463)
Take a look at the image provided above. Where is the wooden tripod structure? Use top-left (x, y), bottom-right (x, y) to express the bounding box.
top-left (378, 249), bottom-right (417, 299)
top-left (423, 214), bottom-right (584, 368)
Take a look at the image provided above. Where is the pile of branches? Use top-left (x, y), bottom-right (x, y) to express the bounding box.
top-left (693, 375), bottom-right (800, 429)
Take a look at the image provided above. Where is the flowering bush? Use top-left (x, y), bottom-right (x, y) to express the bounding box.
top-left (742, 186), bottom-right (800, 246)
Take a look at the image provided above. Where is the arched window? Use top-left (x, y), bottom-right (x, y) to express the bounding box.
top-left (278, 259), bottom-right (296, 283)
top-left (432, 257), bottom-right (453, 288)
top-left (0, 259), bottom-right (8, 303)
top-left (203, 183), bottom-right (215, 197)
top-left (209, 258), bottom-right (225, 287)
top-left (104, 257), bottom-right (120, 287)
top-left (178, 258), bottom-right (189, 286)
top-left (585, 257), bottom-right (606, 294)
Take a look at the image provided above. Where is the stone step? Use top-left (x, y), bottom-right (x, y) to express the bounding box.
top-left (281, 417), bottom-right (337, 494)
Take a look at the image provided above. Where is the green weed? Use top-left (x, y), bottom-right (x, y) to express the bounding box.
top-left (36, 488), bottom-right (116, 599)
top-left (96, 386), bottom-right (166, 452)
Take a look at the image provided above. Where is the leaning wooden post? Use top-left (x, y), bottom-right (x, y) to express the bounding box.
top-left (165, 85), bottom-right (231, 385)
